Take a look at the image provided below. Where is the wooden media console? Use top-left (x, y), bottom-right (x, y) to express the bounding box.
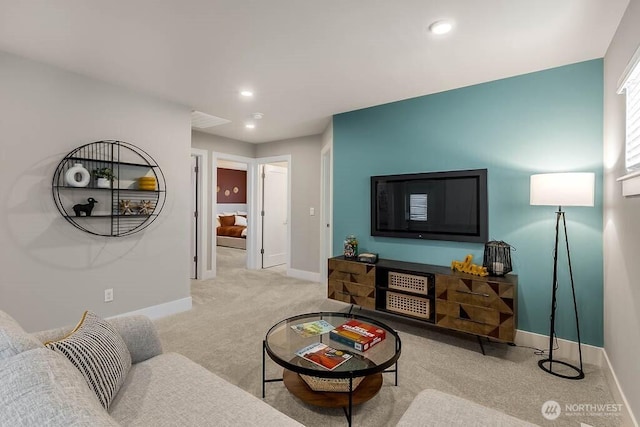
top-left (328, 256), bottom-right (517, 344)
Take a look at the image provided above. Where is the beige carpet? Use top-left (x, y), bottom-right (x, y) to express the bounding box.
top-left (154, 247), bottom-right (623, 426)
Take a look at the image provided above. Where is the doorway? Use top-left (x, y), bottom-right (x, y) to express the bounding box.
top-left (215, 158), bottom-right (249, 272)
top-left (211, 153), bottom-right (256, 277)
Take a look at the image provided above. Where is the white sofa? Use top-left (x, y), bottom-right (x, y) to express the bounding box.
top-left (0, 310), bottom-right (301, 426)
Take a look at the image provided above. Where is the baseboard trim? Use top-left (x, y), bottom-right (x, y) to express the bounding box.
top-left (602, 349), bottom-right (638, 427)
top-left (514, 329), bottom-right (603, 366)
top-left (113, 297), bottom-right (192, 320)
top-left (287, 268), bottom-right (321, 282)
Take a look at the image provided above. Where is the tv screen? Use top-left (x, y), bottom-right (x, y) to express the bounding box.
top-left (371, 169), bottom-right (488, 243)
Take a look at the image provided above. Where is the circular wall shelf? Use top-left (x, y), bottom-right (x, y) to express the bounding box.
top-left (52, 140), bottom-right (166, 237)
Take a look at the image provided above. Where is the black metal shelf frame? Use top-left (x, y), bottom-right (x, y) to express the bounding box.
top-left (52, 140), bottom-right (166, 237)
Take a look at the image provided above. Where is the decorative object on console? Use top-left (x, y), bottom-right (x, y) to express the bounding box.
top-left (358, 252), bottom-right (378, 263)
top-left (64, 163), bottom-right (90, 187)
top-left (530, 172), bottom-right (595, 380)
top-left (343, 235), bottom-right (358, 259)
top-left (450, 254), bottom-right (488, 276)
top-left (482, 241), bottom-right (513, 276)
top-left (72, 198), bottom-right (97, 217)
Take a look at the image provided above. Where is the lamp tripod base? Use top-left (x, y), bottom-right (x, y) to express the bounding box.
top-left (538, 358), bottom-right (584, 380)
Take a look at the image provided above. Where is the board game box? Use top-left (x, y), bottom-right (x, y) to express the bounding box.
top-left (329, 319), bottom-right (386, 352)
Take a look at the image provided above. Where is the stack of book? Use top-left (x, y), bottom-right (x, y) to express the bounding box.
top-left (329, 319), bottom-right (386, 352)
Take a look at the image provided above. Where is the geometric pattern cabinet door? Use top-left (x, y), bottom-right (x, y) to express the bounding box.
top-left (435, 274), bottom-right (517, 342)
top-left (328, 257), bottom-right (376, 309)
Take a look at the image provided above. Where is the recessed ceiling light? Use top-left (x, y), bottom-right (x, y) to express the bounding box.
top-left (252, 112), bottom-right (264, 120)
top-left (245, 123), bottom-right (255, 129)
top-left (240, 90), bottom-right (254, 97)
top-left (429, 20), bottom-right (453, 35)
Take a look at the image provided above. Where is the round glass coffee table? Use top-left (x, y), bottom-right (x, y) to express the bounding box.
top-left (262, 312), bottom-right (401, 426)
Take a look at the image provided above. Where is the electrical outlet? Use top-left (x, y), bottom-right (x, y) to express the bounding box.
top-left (309, 207), bottom-right (315, 216)
top-left (104, 288), bottom-right (113, 303)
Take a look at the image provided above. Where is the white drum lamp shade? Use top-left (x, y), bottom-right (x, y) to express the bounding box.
top-left (530, 173), bottom-right (595, 207)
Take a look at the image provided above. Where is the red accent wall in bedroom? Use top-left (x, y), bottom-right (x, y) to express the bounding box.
top-left (217, 168), bottom-right (247, 203)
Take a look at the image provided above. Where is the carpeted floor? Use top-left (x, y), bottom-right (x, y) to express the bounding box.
top-left (154, 247), bottom-right (623, 426)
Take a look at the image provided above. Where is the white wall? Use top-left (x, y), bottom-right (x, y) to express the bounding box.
top-left (603, 0), bottom-right (640, 422)
top-left (256, 135), bottom-right (322, 273)
top-left (192, 130), bottom-right (256, 158)
top-left (0, 51), bottom-right (192, 331)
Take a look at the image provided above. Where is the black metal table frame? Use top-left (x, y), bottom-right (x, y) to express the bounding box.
top-left (262, 311), bottom-right (402, 426)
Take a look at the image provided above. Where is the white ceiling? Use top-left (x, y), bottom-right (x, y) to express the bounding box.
top-left (0, 0), bottom-right (629, 144)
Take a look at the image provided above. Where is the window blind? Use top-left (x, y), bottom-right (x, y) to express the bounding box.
top-left (618, 47), bottom-right (640, 171)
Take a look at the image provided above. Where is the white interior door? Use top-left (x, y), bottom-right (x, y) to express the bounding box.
top-left (262, 163), bottom-right (288, 268)
top-left (190, 155), bottom-right (198, 279)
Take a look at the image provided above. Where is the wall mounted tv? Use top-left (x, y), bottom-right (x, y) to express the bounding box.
top-left (371, 169), bottom-right (488, 243)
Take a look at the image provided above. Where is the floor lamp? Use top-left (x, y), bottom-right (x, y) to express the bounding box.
top-left (530, 172), bottom-right (595, 380)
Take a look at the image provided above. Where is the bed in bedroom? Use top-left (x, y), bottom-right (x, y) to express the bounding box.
top-left (216, 213), bottom-right (247, 250)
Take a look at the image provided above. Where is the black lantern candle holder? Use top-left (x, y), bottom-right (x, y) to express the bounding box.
top-left (483, 241), bottom-right (513, 276)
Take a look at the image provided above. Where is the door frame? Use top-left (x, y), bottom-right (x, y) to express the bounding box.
top-left (212, 152), bottom-right (257, 275)
top-left (255, 155), bottom-right (292, 271)
top-left (190, 148), bottom-right (209, 280)
top-left (320, 143), bottom-right (333, 284)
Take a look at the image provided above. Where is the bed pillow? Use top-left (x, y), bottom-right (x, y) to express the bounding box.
top-left (219, 215), bottom-right (236, 226)
top-left (44, 311), bottom-right (132, 410)
top-left (234, 215), bottom-right (247, 226)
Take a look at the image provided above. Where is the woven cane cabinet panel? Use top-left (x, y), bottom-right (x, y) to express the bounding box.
top-left (328, 257), bottom-right (376, 309)
top-left (327, 256), bottom-right (517, 343)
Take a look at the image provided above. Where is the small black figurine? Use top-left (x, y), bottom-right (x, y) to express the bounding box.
top-left (72, 198), bottom-right (98, 217)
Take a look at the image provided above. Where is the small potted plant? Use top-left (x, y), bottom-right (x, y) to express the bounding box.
top-left (93, 167), bottom-right (116, 189)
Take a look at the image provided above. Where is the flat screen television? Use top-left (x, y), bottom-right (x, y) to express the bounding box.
top-left (371, 169), bottom-right (488, 243)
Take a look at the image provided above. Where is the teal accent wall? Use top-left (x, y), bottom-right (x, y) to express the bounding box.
top-left (333, 60), bottom-right (604, 346)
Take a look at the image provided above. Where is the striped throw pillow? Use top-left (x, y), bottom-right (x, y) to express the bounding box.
top-left (45, 311), bottom-right (131, 410)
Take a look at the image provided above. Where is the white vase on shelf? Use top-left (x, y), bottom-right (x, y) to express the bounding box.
top-left (96, 177), bottom-right (111, 188)
top-left (64, 163), bottom-right (90, 187)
